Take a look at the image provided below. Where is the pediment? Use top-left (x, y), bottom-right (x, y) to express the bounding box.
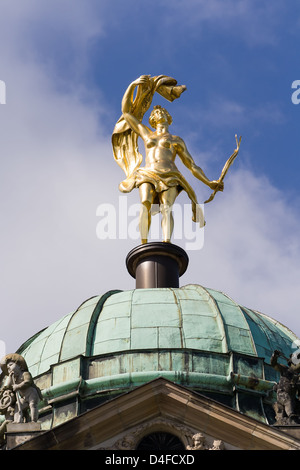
top-left (14, 378), bottom-right (300, 450)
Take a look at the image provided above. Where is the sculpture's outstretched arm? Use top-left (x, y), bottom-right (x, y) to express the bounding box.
top-left (176, 138), bottom-right (223, 191)
top-left (113, 74), bottom-right (186, 181)
top-left (121, 76), bottom-right (152, 140)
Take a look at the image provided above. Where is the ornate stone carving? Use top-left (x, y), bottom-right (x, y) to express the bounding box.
top-left (209, 439), bottom-right (225, 450)
top-left (186, 432), bottom-right (207, 450)
top-left (271, 349), bottom-right (300, 425)
top-left (104, 417), bottom-right (226, 450)
top-left (0, 353), bottom-right (43, 444)
top-left (187, 433), bottom-right (226, 450)
top-left (114, 433), bottom-right (137, 450)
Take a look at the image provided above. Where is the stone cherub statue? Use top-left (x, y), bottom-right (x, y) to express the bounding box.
top-left (209, 439), bottom-right (225, 450)
top-left (186, 432), bottom-right (226, 450)
top-left (112, 74), bottom-right (241, 244)
top-left (271, 349), bottom-right (300, 425)
top-left (0, 353), bottom-right (42, 427)
top-left (186, 432), bottom-right (207, 450)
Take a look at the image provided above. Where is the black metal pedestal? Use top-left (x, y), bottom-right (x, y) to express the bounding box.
top-left (126, 242), bottom-right (189, 289)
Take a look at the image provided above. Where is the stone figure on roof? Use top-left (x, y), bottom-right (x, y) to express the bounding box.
top-left (112, 74), bottom-right (241, 244)
top-left (271, 349), bottom-right (300, 425)
top-left (0, 353), bottom-right (42, 426)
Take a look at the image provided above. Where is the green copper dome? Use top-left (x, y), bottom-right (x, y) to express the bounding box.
top-left (15, 285), bottom-right (299, 428)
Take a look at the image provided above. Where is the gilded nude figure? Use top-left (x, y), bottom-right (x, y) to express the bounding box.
top-left (112, 75), bottom-right (240, 244)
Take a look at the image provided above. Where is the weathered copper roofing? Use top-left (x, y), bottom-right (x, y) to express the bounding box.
top-left (12, 284), bottom-right (299, 428)
top-left (17, 284), bottom-right (297, 378)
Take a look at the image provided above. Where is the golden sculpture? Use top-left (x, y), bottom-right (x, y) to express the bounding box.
top-left (112, 75), bottom-right (241, 244)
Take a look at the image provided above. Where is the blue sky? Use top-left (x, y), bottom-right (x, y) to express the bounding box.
top-left (0, 0), bottom-right (300, 354)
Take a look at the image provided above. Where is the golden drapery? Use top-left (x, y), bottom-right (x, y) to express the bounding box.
top-left (112, 75), bottom-right (205, 227)
top-left (112, 75), bottom-right (183, 181)
top-left (119, 167), bottom-right (204, 226)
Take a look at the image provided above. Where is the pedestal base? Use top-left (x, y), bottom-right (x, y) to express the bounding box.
top-left (6, 422), bottom-right (43, 449)
top-left (126, 242), bottom-right (189, 289)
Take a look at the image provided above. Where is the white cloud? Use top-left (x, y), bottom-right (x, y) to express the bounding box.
top-left (183, 168), bottom-right (300, 337)
top-left (0, 0), bottom-right (299, 356)
top-left (0, 0), bottom-right (116, 352)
